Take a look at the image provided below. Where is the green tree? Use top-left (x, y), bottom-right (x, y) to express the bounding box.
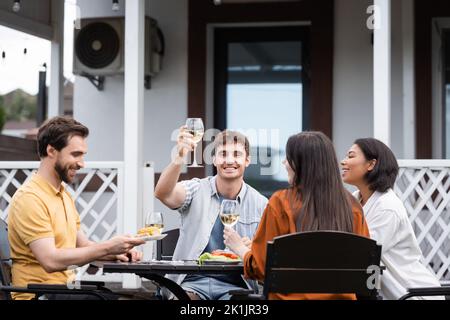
top-left (4, 90), bottom-right (37, 122)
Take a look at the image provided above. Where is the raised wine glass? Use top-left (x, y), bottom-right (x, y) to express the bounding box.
top-left (185, 118), bottom-right (204, 167)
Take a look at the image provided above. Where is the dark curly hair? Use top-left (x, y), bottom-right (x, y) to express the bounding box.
top-left (354, 138), bottom-right (399, 193)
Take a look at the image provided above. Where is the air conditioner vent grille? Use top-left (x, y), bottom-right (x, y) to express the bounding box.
top-left (75, 22), bottom-right (120, 69)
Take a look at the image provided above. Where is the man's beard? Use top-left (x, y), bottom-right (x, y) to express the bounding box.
top-left (55, 161), bottom-right (77, 184)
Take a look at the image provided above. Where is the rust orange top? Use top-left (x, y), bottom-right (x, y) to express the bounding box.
top-left (243, 189), bottom-right (370, 300)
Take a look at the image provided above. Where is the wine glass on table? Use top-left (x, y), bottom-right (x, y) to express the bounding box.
top-left (144, 211), bottom-right (164, 234)
top-left (142, 212), bottom-right (164, 261)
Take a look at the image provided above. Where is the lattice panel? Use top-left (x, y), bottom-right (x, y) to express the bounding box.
top-left (1, 167), bottom-right (120, 242)
top-left (0, 164), bottom-right (123, 282)
top-left (1, 168), bottom-right (36, 221)
top-left (66, 168), bottom-right (120, 242)
top-left (4, 162), bottom-right (446, 284)
top-left (394, 166), bottom-right (450, 282)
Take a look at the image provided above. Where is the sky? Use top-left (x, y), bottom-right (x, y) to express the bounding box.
top-left (0, 0), bottom-right (77, 95)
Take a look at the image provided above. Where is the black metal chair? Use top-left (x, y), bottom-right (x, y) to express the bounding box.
top-left (231, 231), bottom-right (450, 300)
top-left (231, 231), bottom-right (383, 300)
top-left (156, 228), bottom-right (179, 261)
top-left (399, 285), bottom-right (450, 300)
top-left (0, 218), bottom-right (114, 300)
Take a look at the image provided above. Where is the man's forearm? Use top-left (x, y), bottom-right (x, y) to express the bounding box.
top-left (154, 158), bottom-right (183, 199)
top-left (78, 240), bottom-right (96, 248)
top-left (83, 241), bottom-right (116, 261)
top-left (48, 242), bottom-right (111, 272)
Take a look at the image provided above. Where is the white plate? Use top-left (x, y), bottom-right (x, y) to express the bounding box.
top-left (200, 259), bottom-right (241, 265)
top-left (136, 234), bottom-right (167, 241)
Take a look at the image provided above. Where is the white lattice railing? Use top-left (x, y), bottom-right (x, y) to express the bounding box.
top-left (395, 160), bottom-right (450, 284)
top-left (2, 160), bottom-right (449, 284)
top-left (0, 161), bottom-right (124, 282)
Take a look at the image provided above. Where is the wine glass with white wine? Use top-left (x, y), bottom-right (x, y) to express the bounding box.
top-left (219, 200), bottom-right (240, 228)
top-left (143, 212), bottom-right (164, 261)
top-left (145, 211), bottom-right (164, 234)
top-left (185, 118), bottom-right (204, 167)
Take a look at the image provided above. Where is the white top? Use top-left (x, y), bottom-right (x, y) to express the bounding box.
top-left (353, 189), bottom-right (442, 300)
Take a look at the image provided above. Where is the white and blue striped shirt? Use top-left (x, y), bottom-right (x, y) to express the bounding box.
top-left (164, 175), bottom-right (268, 296)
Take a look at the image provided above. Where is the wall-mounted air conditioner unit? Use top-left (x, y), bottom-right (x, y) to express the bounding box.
top-left (73, 17), bottom-right (164, 89)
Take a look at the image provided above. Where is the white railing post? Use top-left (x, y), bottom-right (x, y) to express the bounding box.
top-left (142, 162), bottom-right (155, 261)
top-left (123, 0), bottom-right (146, 289)
top-left (142, 162), bottom-right (155, 226)
top-left (374, 0), bottom-right (392, 146)
top-left (117, 164), bottom-right (125, 235)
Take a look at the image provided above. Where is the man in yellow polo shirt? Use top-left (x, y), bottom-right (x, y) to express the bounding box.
top-left (7, 116), bottom-right (145, 300)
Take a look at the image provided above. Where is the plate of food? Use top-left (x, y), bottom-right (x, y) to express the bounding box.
top-left (135, 226), bottom-right (167, 241)
top-left (198, 250), bottom-right (242, 265)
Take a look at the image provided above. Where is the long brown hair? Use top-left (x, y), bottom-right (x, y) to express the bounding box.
top-left (286, 131), bottom-right (353, 232)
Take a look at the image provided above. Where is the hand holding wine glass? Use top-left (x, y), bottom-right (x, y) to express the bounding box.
top-left (176, 125), bottom-right (196, 161)
top-left (219, 200), bottom-right (240, 228)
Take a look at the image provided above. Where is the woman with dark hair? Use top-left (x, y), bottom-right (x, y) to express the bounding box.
top-left (224, 131), bottom-right (369, 300)
top-left (341, 138), bottom-right (441, 300)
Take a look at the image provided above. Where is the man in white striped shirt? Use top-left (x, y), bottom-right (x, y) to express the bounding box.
top-left (155, 128), bottom-right (268, 300)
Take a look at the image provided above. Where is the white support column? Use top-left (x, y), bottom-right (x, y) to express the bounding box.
top-left (402, 0), bottom-right (415, 159)
top-left (142, 163), bottom-right (155, 261)
top-left (48, 0), bottom-right (64, 118)
top-left (374, 0), bottom-right (392, 146)
top-left (123, 0), bottom-right (145, 289)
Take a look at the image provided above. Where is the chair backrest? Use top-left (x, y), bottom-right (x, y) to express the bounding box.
top-left (263, 231), bottom-right (382, 299)
top-left (156, 228), bottom-right (179, 260)
top-left (0, 219), bottom-right (13, 299)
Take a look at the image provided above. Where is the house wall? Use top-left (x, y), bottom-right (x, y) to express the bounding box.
top-left (74, 0), bottom-right (187, 230)
top-left (333, 0), bottom-right (407, 161)
top-left (75, 0), bottom-right (187, 169)
top-left (75, 0), bottom-right (380, 164)
top-left (73, 0), bottom-right (409, 229)
top-left (332, 0), bottom-right (373, 162)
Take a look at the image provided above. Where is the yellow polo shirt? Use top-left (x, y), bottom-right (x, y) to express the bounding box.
top-left (8, 173), bottom-right (80, 300)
